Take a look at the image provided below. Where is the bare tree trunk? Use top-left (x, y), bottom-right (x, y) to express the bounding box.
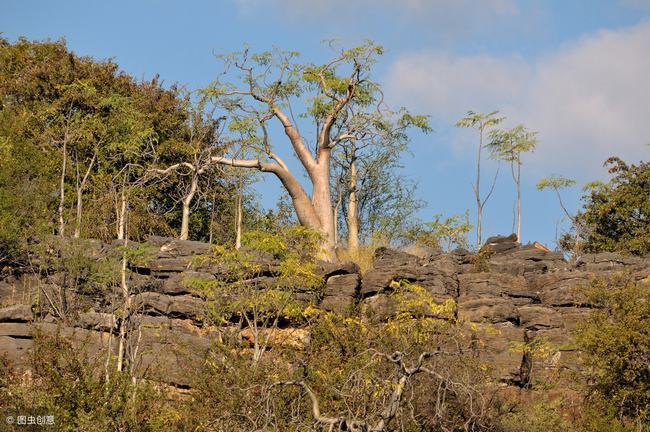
top-left (116, 247), bottom-right (129, 372)
top-left (333, 189), bottom-right (342, 247)
top-left (347, 157), bottom-right (359, 255)
top-left (116, 210), bottom-right (130, 372)
top-left (73, 152), bottom-right (96, 239)
top-left (209, 191), bottom-right (216, 244)
top-left (180, 174), bottom-right (198, 241)
top-left (58, 140), bottom-right (67, 237)
top-left (516, 160), bottom-right (521, 242)
top-left (116, 188), bottom-right (127, 241)
top-left (475, 128), bottom-right (483, 248)
top-left (234, 194), bottom-right (242, 252)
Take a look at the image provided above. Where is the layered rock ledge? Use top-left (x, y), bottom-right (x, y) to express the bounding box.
top-left (1, 236), bottom-right (648, 388)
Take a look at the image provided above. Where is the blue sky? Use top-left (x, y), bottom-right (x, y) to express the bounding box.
top-left (2, 0), bottom-right (649, 248)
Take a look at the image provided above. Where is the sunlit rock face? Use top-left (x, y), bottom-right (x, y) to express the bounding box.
top-left (1, 236), bottom-right (648, 388)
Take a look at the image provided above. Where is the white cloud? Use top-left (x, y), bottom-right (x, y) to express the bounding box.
top-left (385, 21), bottom-right (650, 177)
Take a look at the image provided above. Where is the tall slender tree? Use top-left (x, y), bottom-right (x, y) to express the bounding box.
top-left (488, 124), bottom-right (537, 242)
top-left (456, 111), bottom-right (504, 247)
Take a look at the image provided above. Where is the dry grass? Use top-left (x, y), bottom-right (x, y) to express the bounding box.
top-left (336, 245), bottom-right (377, 274)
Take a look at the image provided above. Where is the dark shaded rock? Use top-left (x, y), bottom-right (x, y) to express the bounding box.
top-left (320, 295), bottom-right (355, 315)
top-left (0, 322), bottom-right (32, 338)
top-left (489, 245), bottom-right (567, 276)
top-left (458, 296), bottom-right (519, 324)
top-left (147, 236), bottom-right (211, 257)
top-left (576, 253), bottom-right (647, 272)
top-left (129, 273), bottom-right (164, 293)
top-left (160, 271), bottom-right (215, 295)
top-left (319, 261), bottom-right (360, 278)
top-left (474, 323), bottom-right (525, 383)
top-left (0, 335), bottom-right (33, 368)
top-left (361, 248), bottom-right (458, 298)
top-left (148, 257), bottom-right (194, 274)
top-left (517, 306), bottom-right (562, 330)
top-left (459, 273), bottom-right (536, 300)
top-left (134, 292), bottom-right (205, 321)
top-left (325, 274), bottom-right (360, 297)
top-left (531, 271), bottom-right (591, 306)
top-left (362, 292), bottom-right (453, 324)
top-left (0, 304), bottom-right (32, 322)
top-left (77, 311), bottom-right (114, 332)
top-left (481, 234), bottom-right (519, 254)
top-left (361, 267), bottom-right (418, 297)
top-left (373, 247), bottom-right (420, 267)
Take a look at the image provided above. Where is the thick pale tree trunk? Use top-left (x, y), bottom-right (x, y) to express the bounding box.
top-left (179, 174), bottom-right (198, 241)
top-left (211, 156), bottom-right (335, 260)
top-left (347, 157), bottom-right (359, 255)
top-left (311, 155), bottom-right (336, 260)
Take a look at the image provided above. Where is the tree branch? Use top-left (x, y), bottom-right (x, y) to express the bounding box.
top-left (272, 106), bottom-right (317, 174)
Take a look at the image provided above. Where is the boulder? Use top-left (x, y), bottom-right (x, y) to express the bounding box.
top-left (77, 311), bottom-right (115, 332)
top-left (134, 292), bottom-right (205, 321)
top-left (0, 304), bottom-right (32, 322)
top-left (0, 322), bottom-right (32, 338)
top-left (473, 323), bottom-right (526, 384)
top-left (531, 271), bottom-right (591, 306)
top-left (458, 273), bottom-right (535, 300)
top-left (361, 248), bottom-right (457, 298)
top-left (319, 261), bottom-right (360, 278)
top-left (458, 297), bottom-right (519, 324)
top-left (325, 274), bottom-right (360, 297)
top-left (320, 295), bottom-right (356, 315)
top-left (576, 253), bottom-right (648, 273)
top-left (517, 306), bottom-right (562, 330)
top-left (147, 236), bottom-right (212, 257)
top-left (160, 271), bottom-right (215, 295)
top-left (480, 234), bottom-right (519, 254)
top-left (0, 335), bottom-right (33, 368)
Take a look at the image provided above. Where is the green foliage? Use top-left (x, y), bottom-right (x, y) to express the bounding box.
top-left (537, 175), bottom-right (577, 191)
top-left (577, 157), bottom-right (650, 256)
top-left (0, 37), bottom-right (249, 252)
top-left (0, 330), bottom-right (190, 431)
top-left (470, 246), bottom-right (494, 272)
top-left (500, 397), bottom-right (572, 432)
top-left (455, 110), bottom-right (504, 131)
top-left (488, 124), bottom-right (538, 163)
top-left (577, 275), bottom-right (650, 426)
top-left (193, 227), bottom-right (323, 362)
top-left (406, 211), bottom-right (473, 252)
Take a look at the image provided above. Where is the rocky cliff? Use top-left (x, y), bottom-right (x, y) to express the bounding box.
top-left (1, 236), bottom-right (649, 388)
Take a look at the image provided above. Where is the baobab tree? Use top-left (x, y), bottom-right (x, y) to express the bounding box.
top-left (488, 124), bottom-right (537, 242)
top-left (207, 43), bottom-right (425, 261)
top-left (456, 111), bottom-right (504, 248)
